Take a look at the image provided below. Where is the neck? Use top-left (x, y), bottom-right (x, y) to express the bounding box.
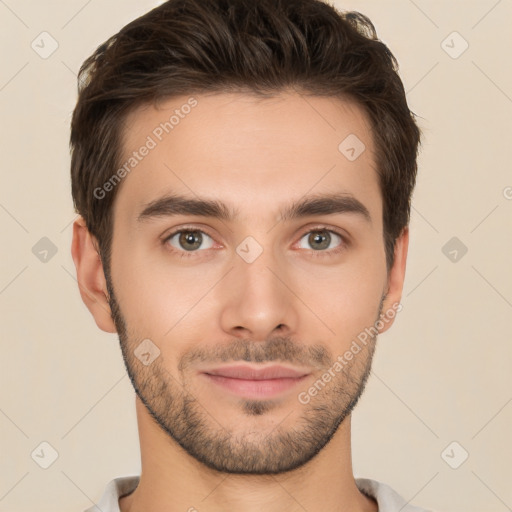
top-left (119, 397), bottom-right (377, 512)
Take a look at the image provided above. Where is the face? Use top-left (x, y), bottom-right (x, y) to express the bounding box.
top-left (103, 92), bottom-right (402, 474)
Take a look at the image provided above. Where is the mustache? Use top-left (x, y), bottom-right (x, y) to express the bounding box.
top-left (178, 336), bottom-right (332, 372)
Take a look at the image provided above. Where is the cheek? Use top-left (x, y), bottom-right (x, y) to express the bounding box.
top-left (111, 239), bottom-right (223, 340)
top-left (288, 254), bottom-right (386, 343)
top-left (110, 221), bottom-right (387, 355)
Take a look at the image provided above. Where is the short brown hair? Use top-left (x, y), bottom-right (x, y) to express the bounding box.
top-left (70, 0), bottom-right (421, 273)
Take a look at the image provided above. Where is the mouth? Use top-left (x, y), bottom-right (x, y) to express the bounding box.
top-left (201, 364), bottom-right (311, 399)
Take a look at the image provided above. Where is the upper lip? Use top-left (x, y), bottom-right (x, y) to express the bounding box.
top-left (203, 364), bottom-right (310, 380)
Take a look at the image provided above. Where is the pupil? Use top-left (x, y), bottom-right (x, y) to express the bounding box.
top-left (180, 231), bottom-right (202, 251)
top-left (309, 231), bottom-right (330, 250)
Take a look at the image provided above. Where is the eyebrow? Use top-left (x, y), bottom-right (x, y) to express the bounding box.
top-left (136, 192), bottom-right (371, 224)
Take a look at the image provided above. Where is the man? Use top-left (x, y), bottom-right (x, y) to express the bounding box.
top-left (70, 0), bottom-right (428, 510)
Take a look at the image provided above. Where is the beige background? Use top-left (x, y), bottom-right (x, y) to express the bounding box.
top-left (1, 0), bottom-right (511, 511)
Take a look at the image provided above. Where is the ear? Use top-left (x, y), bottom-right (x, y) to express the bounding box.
top-left (378, 226), bottom-right (409, 334)
top-left (71, 216), bottom-right (117, 333)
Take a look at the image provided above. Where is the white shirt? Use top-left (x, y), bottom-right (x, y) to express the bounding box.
top-left (84, 475), bottom-right (433, 511)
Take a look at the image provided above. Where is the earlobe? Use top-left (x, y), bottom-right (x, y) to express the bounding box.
top-left (71, 217), bottom-right (117, 334)
top-left (379, 227), bottom-right (409, 334)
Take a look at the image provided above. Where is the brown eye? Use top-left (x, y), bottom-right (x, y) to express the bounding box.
top-left (167, 230), bottom-right (214, 251)
top-left (298, 230), bottom-right (343, 251)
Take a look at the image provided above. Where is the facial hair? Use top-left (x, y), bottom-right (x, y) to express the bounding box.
top-left (107, 277), bottom-right (383, 475)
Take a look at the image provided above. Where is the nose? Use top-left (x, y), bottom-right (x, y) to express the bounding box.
top-left (218, 247), bottom-right (300, 341)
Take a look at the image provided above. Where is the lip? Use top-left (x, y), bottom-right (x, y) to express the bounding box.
top-left (204, 364), bottom-right (310, 380)
top-left (201, 364), bottom-right (311, 399)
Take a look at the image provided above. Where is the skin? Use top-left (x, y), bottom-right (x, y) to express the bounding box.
top-left (72, 91), bottom-right (408, 512)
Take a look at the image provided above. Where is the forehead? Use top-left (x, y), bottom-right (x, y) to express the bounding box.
top-left (116, 91), bottom-right (380, 222)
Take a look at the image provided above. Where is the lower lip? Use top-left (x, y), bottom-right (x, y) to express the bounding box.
top-left (203, 374), bottom-right (309, 399)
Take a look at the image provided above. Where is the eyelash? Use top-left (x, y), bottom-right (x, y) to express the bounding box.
top-left (162, 226), bottom-right (349, 259)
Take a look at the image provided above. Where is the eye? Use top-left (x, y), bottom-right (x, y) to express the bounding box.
top-left (297, 229), bottom-right (344, 251)
top-left (165, 229), bottom-right (214, 252)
